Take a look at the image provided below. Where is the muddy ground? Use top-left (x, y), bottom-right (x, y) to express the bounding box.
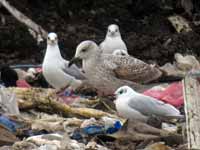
top-left (1, 0), bottom-right (200, 65)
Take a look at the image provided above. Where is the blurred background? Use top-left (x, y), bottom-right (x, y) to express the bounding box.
top-left (0, 0), bottom-right (200, 65)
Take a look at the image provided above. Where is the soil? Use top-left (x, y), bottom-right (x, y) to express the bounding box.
top-left (1, 0), bottom-right (200, 65)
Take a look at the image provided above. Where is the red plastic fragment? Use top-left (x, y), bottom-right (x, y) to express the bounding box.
top-left (143, 82), bottom-right (183, 107)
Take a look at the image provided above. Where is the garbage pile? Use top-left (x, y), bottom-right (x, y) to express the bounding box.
top-left (0, 66), bottom-right (190, 150)
top-left (0, 30), bottom-right (200, 150)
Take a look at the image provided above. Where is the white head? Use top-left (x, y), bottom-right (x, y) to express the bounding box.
top-left (106, 24), bottom-right (121, 38)
top-left (69, 40), bottom-right (100, 67)
top-left (74, 40), bottom-right (99, 60)
top-left (47, 32), bottom-right (58, 45)
top-left (112, 49), bottom-right (129, 56)
top-left (114, 86), bottom-right (136, 99)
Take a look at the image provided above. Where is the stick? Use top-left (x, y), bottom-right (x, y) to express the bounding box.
top-left (7, 87), bottom-right (118, 119)
top-left (183, 75), bottom-right (200, 149)
top-left (0, 0), bottom-right (47, 42)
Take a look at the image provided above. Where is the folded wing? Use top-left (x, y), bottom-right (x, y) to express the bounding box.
top-left (128, 94), bottom-right (182, 117)
top-left (62, 60), bottom-right (86, 80)
top-left (103, 54), bottom-right (162, 83)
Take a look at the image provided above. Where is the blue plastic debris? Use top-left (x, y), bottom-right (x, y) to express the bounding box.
top-left (71, 120), bottom-right (122, 141)
top-left (0, 115), bottom-right (18, 132)
top-left (71, 130), bottom-right (84, 140)
top-left (82, 121), bottom-right (122, 135)
top-left (106, 121), bottom-right (122, 134)
top-left (83, 125), bottom-right (105, 135)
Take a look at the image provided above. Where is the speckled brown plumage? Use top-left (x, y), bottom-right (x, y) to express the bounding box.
top-left (72, 40), bottom-right (162, 95)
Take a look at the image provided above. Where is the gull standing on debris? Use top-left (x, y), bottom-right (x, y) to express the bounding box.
top-left (99, 24), bottom-right (128, 54)
top-left (114, 86), bottom-right (183, 122)
top-left (69, 40), bottom-right (162, 95)
top-left (42, 32), bottom-right (85, 91)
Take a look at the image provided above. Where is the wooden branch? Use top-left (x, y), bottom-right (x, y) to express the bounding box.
top-left (7, 87), bottom-right (118, 119)
top-left (0, 0), bottom-right (47, 42)
top-left (183, 75), bottom-right (200, 149)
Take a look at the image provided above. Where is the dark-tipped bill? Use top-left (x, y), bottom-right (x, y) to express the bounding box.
top-left (68, 57), bottom-right (81, 67)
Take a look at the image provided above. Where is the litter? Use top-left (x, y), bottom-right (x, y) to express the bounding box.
top-left (26, 133), bottom-right (63, 148)
top-left (0, 64), bottom-right (187, 149)
top-left (162, 122), bottom-right (178, 133)
top-left (0, 125), bottom-right (18, 146)
top-left (16, 80), bottom-right (31, 88)
top-left (143, 82), bottom-right (183, 107)
top-left (0, 115), bottom-right (18, 132)
top-left (71, 117), bottom-right (122, 140)
top-left (0, 88), bottom-right (19, 115)
top-left (144, 142), bottom-right (172, 150)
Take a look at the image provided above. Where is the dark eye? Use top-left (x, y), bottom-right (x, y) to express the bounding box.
top-left (82, 48), bottom-right (87, 52)
top-left (119, 90), bottom-right (123, 94)
top-left (48, 37), bottom-right (50, 40)
top-left (108, 29), bottom-right (111, 32)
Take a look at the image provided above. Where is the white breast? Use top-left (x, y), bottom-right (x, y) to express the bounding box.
top-left (43, 60), bottom-right (67, 89)
top-left (100, 37), bottom-right (127, 54)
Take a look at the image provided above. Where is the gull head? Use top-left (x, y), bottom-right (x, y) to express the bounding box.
top-left (112, 49), bottom-right (129, 56)
top-left (47, 32), bottom-right (58, 45)
top-left (106, 24), bottom-right (121, 37)
top-left (114, 86), bottom-right (135, 99)
top-left (68, 40), bottom-right (99, 67)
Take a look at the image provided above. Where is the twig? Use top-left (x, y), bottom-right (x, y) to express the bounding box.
top-left (0, 0), bottom-right (48, 43)
top-left (7, 87), bottom-right (119, 119)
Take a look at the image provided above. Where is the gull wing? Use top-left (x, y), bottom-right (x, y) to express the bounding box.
top-left (104, 54), bottom-right (162, 84)
top-left (127, 93), bottom-right (181, 117)
top-left (62, 60), bottom-right (86, 80)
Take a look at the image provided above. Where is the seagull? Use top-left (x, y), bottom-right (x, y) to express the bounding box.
top-left (112, 49), bottom-right (129, 56)
top-left (69, 40), bottom-right (162, 95)
top-left (42, 32), bottom-right (85, 91)
top-left (114, 86), bottom-right (183, 122)
top-left (99, 24), bottom-right (128, 54)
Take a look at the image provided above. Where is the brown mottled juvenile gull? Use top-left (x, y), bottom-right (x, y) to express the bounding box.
top-left (69, 40), bottom-right (162, 95)
top-left (112, 49), bottom-right (129, 56)
top-left (42, 32), bottom-right (85, 91)
top-left (114, 86), bottom-right (183, 122)
top-left (99, 24), bottom-right (127, 54)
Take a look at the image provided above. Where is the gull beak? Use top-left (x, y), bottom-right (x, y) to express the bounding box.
top-left (113, 92), bottom-right (118, 99)
top-left (51, 39), bottom-right (55, 43)
top-left (49, 39), bottom-right (56, 44)
top-left (110, 31), bottom-right (115, 36)
top-left (113, 100), bottom-right (116, 104)
top-left (68, 57), bottom-right (81, 67)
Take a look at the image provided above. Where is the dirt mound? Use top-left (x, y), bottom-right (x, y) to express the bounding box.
top-left (1, 0), bottom-right (200, 65)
